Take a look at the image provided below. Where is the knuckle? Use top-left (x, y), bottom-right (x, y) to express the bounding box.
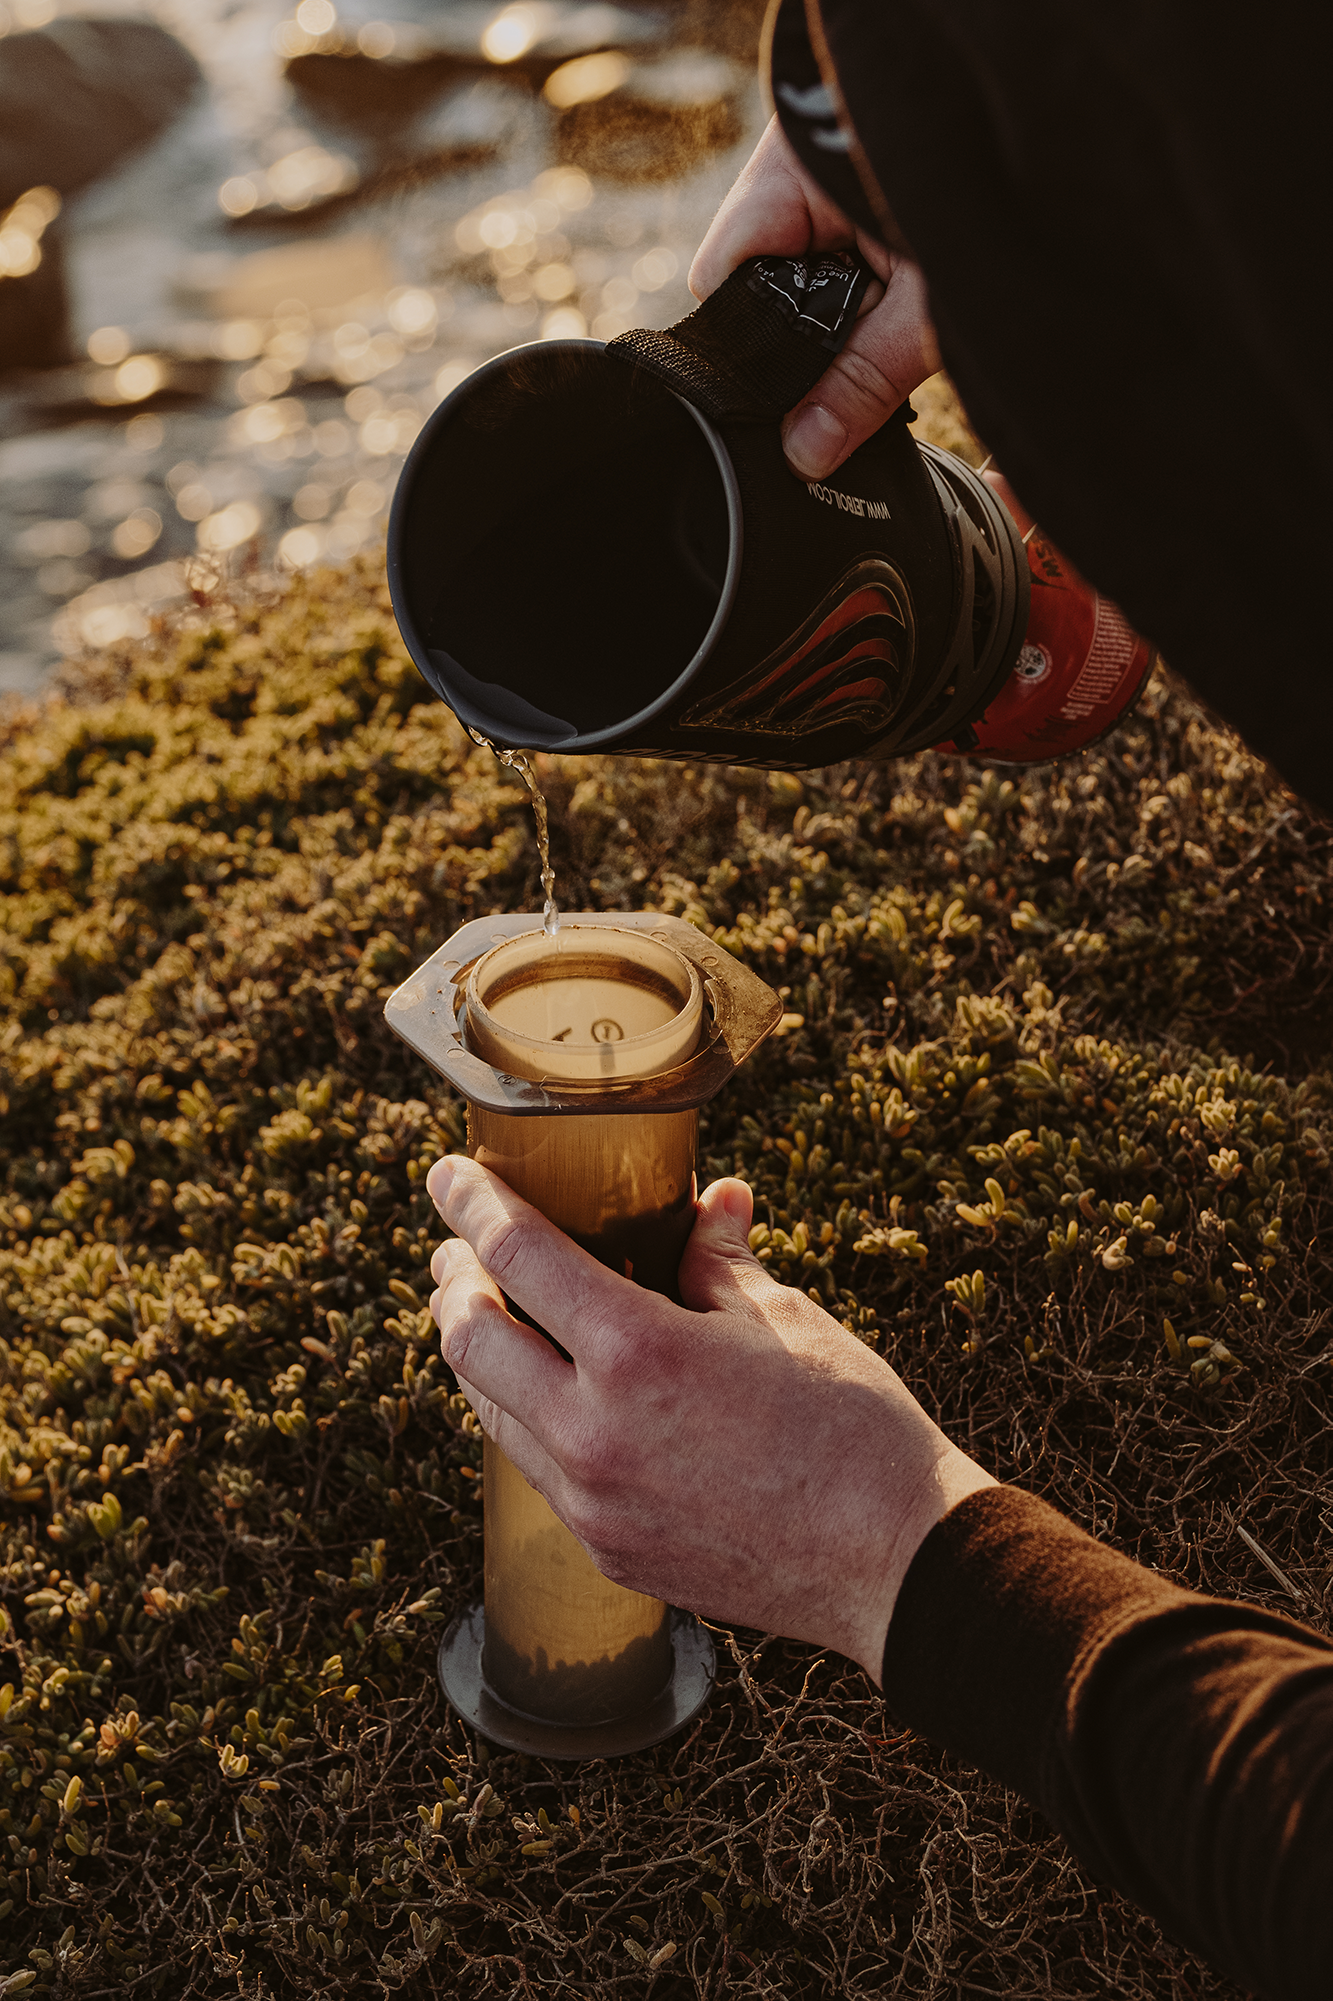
top-left (827, 343), bottom-right (903, 416)
top-left (595, 1326), bottom-right (676, 1406)
top-left (567, 1492), bottom-right (630, 1568)
top-left (565, 1419), bottom-right (626, 1500)
top-left (472, 1215), bottom-right (526, 1287)
top-left (594, 1336), bottom-right (640, 1397)
top-left (437, 1290), bottom-right (485, 1377)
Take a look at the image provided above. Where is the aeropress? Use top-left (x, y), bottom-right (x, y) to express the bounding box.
top-left (385, 913), bottom-right (779, 1758)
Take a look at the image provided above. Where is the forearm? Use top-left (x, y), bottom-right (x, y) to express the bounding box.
top-left (884, 1487), bottom-right (1333, 2001)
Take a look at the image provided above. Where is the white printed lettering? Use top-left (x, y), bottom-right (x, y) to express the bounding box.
top-left (1058, 598), bottom-right (1138, 721)
top-left (806, 483), bottom-right (890, 522)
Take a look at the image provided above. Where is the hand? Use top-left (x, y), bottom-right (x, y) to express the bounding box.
top-left (689, 116), bottom-right (940, 484)
top-left (427, 1157), bottom-right (992, 1683)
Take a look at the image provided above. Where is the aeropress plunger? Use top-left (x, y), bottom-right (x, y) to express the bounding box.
top-left (385, 914), bottom-right (780, 1757)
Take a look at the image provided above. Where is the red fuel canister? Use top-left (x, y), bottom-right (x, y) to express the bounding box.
top-left (947, 472), bottom-right (1156, 763)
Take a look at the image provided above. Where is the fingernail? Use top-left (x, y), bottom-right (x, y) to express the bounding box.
top-left (426, 1155), bottom-right (457, 1212)
top-left (782, 403), bottom-right (847, 481)
top-left (717, 1180), bottom-right (752, 1225)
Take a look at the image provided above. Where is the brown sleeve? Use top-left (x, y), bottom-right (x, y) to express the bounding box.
top-left (882, 1486), bottom-right (1333, 2000)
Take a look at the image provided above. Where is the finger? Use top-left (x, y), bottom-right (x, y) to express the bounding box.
top-left (429, 1233), bottom-right (499, 1326)
top-left (689, 116), bottom-right (856, 300)
top-left (427, 1154), bottom-right (652, 1365)
top-left (781, 257), bottom-right (940, 481)
top-left (434, 1251), bottom-right (575, 1446)
top-left (678, 1177), bottom-right (778, 1314)
top-left (451, 1368), bottom-right (574, 1518)
top-left (430, 1233), bottom-right (470, 1287)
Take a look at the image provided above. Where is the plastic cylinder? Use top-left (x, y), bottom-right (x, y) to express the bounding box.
top-left (461, 925), bottom-right (701, 1727)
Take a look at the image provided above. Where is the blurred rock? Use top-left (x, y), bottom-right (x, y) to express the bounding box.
top-left (550, 48), bottom-right (747, 180)
top-left (671, 0), bottom-right (770, 62)
top-left (282, 3), bottom-right (666, 132)
top-left (219, 140), bottom-right (366, 230)
top-left (284, 32), bottom-right (472, 134)
top-left (17, 353), bottom-right (221, 419)
top-left (220, 84), bottom-right (519, 233)
top-left (0, 186), bottom-right (71, 373)
top-left (174, 236), bottom-right (395, 319)
top-left (0, 20), bottom-right (202, 210)
top-left (468, 2), bottom-right (667, 78)
top-left (406, 77), bottom-right (526, 169)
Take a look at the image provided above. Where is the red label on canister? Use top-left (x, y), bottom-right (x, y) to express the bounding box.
top-left (958, 478), bottom-right (1155, 763)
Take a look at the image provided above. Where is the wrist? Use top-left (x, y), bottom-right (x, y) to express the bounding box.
top-left (851, 1445), bottom-right (996, 1686)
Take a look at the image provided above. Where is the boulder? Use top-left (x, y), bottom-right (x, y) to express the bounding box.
top-left (221, 83), bottom-right (523, 233)
top-left (173, 235), bottom-right (395, 320)
top-left (0, 19), bottom-right (202, 210)
top-left (0, 186), bottom-right (71, 373)
top-left (283, 4), bottom-right (665, 134)
top-left (550, 49), bottom-right (748, 180)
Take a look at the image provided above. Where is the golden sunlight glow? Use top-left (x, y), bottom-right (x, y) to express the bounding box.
top-left (386, 287), bottom-right (436, 336)
top-left (111, 511), bottom-right (163, 561)
top-left (543, 51), bottom-right (629, 109)
top-left (481, 3), bottom-right (554, 63)
top-left (294, 0), bottom-right (336, 36)
top-left (87, 326), bottom-right (132, 366)
top-left (356, 20), bottom-right (396, 57)
top-left (198, 501), bottom-right (263, 553)
top-left (113, 356), bottom-right (166, 403)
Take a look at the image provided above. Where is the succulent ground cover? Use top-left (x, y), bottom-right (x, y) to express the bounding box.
top-left (2, 490), bottom-right (1332, 1995)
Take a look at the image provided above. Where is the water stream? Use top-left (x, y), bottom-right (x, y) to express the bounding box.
top-left (469, 728), bottom-right (559, 936)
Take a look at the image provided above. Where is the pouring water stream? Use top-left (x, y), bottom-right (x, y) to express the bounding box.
top-left (469, 729), bottom-right (559, 936)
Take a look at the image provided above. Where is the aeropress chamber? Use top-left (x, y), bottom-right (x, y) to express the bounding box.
top-left (385, 912), bottom-right (781, 1757)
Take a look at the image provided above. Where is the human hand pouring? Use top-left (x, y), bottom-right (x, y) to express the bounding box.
top-left (428, 1155), bottom-right (992, 1682)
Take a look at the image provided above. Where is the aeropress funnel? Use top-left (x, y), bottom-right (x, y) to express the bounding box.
top-left (385, 913), bottom-right (781, 1757)
top-left (388, 252), bottom-right (1154, 771)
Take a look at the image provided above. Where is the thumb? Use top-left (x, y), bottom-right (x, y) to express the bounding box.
top-left (781, 255), bottom-right (939, 481)
top-left (678, 1177), bottom-right (771, 1312)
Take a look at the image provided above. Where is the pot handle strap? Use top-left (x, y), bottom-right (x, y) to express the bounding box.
top-left (605, 251), bottom-right (870, 423)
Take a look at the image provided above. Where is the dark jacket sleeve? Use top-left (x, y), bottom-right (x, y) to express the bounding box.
top-left (773, 0), bottom-right (1333, 819)
top-left (882, 1486), bottom-right (1333, 2001)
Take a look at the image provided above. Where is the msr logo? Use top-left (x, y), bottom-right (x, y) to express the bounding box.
top-left (806, 482), bottom-right (890, 521)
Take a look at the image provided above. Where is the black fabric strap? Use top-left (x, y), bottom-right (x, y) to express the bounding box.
top-left (606, 252), bottom-right (869, 423)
